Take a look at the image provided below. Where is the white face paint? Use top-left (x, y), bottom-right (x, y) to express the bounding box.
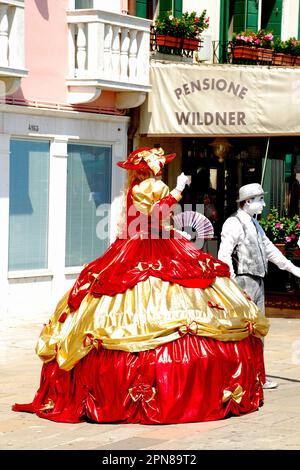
top-left (243, 195), bottom-right (266, 216)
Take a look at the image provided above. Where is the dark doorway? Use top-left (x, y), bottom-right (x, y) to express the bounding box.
top-left (261, 0), bottom-right (282, 38)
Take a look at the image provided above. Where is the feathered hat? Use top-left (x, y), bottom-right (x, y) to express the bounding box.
top-left (117, 147), bottom-right (176, 175)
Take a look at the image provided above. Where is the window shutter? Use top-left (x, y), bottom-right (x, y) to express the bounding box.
top-left (159, 0), bottom-right (182, 17)
top-left (261, 0), bottom-right (282, 39)
top-left (233, 0), bottom-right (258, 32)
top-left (136, 0), bottom-right (147, 18)
top-left (159, 0), bottom-right (173, 17)
top-left (174, 0), bottom-right (183, 18)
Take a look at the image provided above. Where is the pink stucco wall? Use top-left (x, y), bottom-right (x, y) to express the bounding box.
top-left (13, 0), bottom-right (117, 109)
top-left (14, 0), bottom-right (69, 103)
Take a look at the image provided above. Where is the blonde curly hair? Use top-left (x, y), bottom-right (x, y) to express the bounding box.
top-left (116, 169), bottom-right (155, 238)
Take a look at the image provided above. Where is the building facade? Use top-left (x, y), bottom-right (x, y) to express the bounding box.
top-left (1, 0), bottom-right (300, 319)
top-left (0, 0), bottom-right (151, 318)
top-left (138, 0), bottom-right (300, 244)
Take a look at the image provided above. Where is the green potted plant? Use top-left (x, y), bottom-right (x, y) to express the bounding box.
top-left (291, 39), bottom-right (300, 66)
top-left (255, 29), bottom-right (274, 63)
top-left (281, 37), bottom-right (297, 66)
top-left (272, 37), bottom-right (285, 65)
top-left (154, 10), bottom-right (209, 54)
top-left (231, 29), bottom-right (274, 64)
top-left (259, 208), bottom-right (300, 255)
top-left (256, 30), bottom-right (274, 49)
top-left (180, 11), bottom-right (209, 50)
top-left (231, 30), bottom-right (258, 62)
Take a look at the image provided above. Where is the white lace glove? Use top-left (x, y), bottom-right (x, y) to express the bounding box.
top-left (176, 172), bottom-right (190, 192)
top-left (289, 264), bottom-right (300, 278)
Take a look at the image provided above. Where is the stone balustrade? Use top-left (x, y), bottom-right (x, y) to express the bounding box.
top-left (67, 8), bottom-right (152, 105)
top-left (0, 0), bottom-right (27, 95)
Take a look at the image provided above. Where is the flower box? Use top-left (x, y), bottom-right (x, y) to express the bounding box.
top-left (286, 246), bottom-right (300, 258)
top-left (294, 56), bottom-right (300, 67)
top-left (257, 47), bottom-right (273, 63)
top-left (292, 247), bottom-right (300, 258)
top-left (272, 52), bottom-right (285, 65)
top-left (156, 35), bottom-right (182, 48)
top-left (232, 46), bottom-right (258, 62)
top-left (154, 10), bottom-right (209, 40)
top-left (182, 37), bottom-right (200, 51)
top-left (272, 52), bottom-right (295, 66)
top-left (260, 209), bottom-right (300, 251)
top-left (154, 34), bottom-right (202, 56)
top-left (281, 53), bottom-right (294, 66)
top-left (275, 243), bottom-right (286, 254)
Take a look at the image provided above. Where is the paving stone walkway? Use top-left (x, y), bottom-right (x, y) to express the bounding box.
top-left (0, 314), bottom-right (299, 450)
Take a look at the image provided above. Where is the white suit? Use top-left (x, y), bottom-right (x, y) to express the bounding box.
top-left (218, 208), bottom-right (297, 312)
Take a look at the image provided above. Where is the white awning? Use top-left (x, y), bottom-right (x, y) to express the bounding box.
top-left (140, 62), bottom-right (300, 136)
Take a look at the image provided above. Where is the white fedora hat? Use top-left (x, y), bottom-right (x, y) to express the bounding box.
top-left (236, 183), bottom-right (267, 202)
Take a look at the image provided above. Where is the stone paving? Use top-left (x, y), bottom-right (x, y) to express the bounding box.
top-left (0, 313), bottom-right (300, 450)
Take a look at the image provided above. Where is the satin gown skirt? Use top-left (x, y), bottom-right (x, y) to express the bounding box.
top-left (12, 236), bottom-right (268, 424)
top-left (13, 334), bottom-right (265, 424)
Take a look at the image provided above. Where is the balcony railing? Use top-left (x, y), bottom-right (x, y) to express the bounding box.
top-left (67, 8), bottom-right (152, 105)
top-left (212, 41), bottom-right (233, 64)
top-left (0, 0), bottom-right (27, 94)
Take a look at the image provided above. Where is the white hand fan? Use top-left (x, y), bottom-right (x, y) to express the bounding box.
top-left (173, 211), bottom-right (214, 239)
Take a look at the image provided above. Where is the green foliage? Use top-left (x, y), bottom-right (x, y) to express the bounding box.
top-left (269, 37), bottom-right (300, 55)
top-left (273, 37), bottom-right (284, 53)
top-left (259, 208), bottom-right (300, 246)
top-left (154, 10), bottom-right (209, 39)
top-left (283, 37), bottom-right (300, 55)
top-left (256, 30), bottom-right (274, 49)
top-left (232, 30), bottom-right (300, 56)
top-left (232, 30), bottom-right (273, 48)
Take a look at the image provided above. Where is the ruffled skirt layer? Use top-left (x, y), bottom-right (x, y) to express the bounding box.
top-left (35, 276), bottom-right (268, 371)
top-left (13, 237), bottom-right (268, 424)
top-left (13, 334), bottom-right (265, 424)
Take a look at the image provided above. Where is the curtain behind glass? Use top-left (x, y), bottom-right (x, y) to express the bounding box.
top-left (66, 144), bottom-right (112, 267)
top-left (9, 140), bottom-right (50, 271)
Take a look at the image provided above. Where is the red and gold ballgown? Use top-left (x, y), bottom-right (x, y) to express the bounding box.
top-left (13, 178), bottom-right (269, 424)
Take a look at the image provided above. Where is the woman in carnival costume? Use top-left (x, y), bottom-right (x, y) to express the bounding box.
top-left (13, 147), bottom-right (269, 424)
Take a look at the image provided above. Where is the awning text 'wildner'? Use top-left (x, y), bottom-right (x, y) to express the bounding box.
top-left (175, 111), bottom-right (246, 126)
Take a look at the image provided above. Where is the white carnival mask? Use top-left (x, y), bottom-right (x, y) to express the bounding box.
top-left (244, 195), bottom-right (266, 216)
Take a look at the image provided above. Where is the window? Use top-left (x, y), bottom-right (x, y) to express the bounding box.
top-left (135, 0), bottom-right (159, 19)
top-left (9, 139), bottom-right (50, 271)
top-left (261, 0), bottom-right (282, 39)
top-left (65, 144), bottom-right (112, 267)
top-left (230, 0), bottom-right (282, 39)
top-left (75, 0), bottom-right (93, 8)
top-left (159, 0), bottom-right (182, 18)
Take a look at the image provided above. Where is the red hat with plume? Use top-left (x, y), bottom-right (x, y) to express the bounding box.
top-left (117, 147), bottom-right (176, 175)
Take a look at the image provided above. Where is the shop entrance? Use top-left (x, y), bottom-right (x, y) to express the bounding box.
top-left (180, 136), bottom-right (300, 240)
